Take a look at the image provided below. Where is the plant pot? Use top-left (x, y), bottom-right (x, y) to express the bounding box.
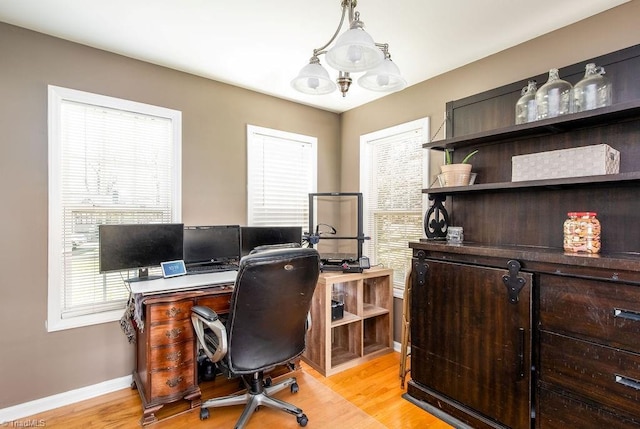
top-left (439, 163), bottom-right (473, 186)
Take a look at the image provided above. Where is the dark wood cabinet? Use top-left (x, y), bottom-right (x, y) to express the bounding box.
top-left (410, 258), bottom-right (532, 429)
top-left (408, 43), bottom-right (640, 428)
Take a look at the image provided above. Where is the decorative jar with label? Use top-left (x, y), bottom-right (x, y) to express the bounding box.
top-left (563, 212), bottom-right (601, 254)
top-left (446, 226), bottom-right (464, 244)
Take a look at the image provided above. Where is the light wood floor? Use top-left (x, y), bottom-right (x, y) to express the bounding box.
top-left (25, 352), bottom-right (452, 428)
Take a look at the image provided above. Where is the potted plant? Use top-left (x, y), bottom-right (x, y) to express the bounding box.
top-left (439, 149), bottom-right (478, 186)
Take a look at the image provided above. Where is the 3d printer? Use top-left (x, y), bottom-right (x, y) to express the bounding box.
top-left (304, 192), bottom-right (370, 273)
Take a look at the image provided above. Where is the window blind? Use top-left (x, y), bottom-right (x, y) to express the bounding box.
top-left (246, 125), bottom-right (317, 228)
top-left (48, 86), bottom-right (181, 330)
top-left (360, 119), bottom-right (429, 291)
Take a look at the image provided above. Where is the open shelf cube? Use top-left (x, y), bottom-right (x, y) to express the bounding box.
top-left (302, 267), bottom-right (394, 376)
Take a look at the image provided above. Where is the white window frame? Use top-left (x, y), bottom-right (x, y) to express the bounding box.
top-left (246, 124), bottom-right (317, 228)
top-left (47, 86), bottom-right (182, 331)
top-left (360, 117), bottom-right (430, 298)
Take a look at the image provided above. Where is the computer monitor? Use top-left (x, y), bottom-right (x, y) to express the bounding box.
top-left (98, 223), bottom-right (184, 281)
top-left (240, 226), bottom-right (303, 256)
top-left (183, 225), bottom-right (241, 265)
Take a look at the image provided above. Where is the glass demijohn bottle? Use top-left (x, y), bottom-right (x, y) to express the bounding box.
top-left (572, 63), bottom-right (612, 112)
top-left (535, 68), bottom-right (572, 120)
top-left (515, 80), bottom-right (537, 124)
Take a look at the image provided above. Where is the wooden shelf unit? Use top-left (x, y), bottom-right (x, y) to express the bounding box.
top-left (302, 267), bottom-right (393, 376)
top-left (408, 43), bottom-right (640, 429)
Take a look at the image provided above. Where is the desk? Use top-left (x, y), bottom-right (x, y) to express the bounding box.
top-left (130, 273), bottom-right (235, 425)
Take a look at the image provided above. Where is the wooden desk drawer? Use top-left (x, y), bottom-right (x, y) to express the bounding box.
top-left (149, 300), bottom-right (192, 322)
top-left (148, 319), bottom-right (194, 346)
top-left (540, 275), bottom-right (640, 353)
top-left (150, 365), bottom-right (194, 399)
top-left (149, 340), bottom-right (194, 370)
top-left (540, 331), bottom-right (640, 419)
top-left (537, 387), bottom-right (640, 428)
top-left (196, 293), bottom-right (231, 314)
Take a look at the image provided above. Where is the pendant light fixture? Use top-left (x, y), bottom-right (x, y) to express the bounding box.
top-left (291, 0), bottom-right (406, 97)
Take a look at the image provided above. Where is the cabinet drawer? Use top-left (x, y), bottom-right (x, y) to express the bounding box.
top-left (149, 365), bottom-right (194, 399)
top-left (539, 275), bottom-right (640, 353)
top-left (537, 387), bottom-right (640, 429)
top-left (148, 318), bottom-right (194, 346)
top-left (196, 293), bottom-right (231, 314)
top-left (540, 331), bottom-right (640, 419)
top-left (149, 340), bottom-right (194, 371)
top-left (148, 300), bottom-right (192, 322)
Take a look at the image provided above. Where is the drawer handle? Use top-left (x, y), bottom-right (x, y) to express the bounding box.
top-left (166, 376), bottom-right (183, 388)
top-left (614, 308), bottom-right (640, 322)
top-left (165, 328), bottom-right (182, 339)
top-left (166, 351), bottom-right (182, 362)
top-left (615, 374), bottom-right (640, 391)
top-left (165, 307), bottom-right (183, 318)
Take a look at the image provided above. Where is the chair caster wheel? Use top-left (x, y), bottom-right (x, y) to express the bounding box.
top-left (200, 408), bottom-right (209, 420)
top-left (290, 382), bottom-right (299, 393)
top-left (297, 414), bottom-right (308, 427)
top-left (264, 376), bottom-right (272, 387)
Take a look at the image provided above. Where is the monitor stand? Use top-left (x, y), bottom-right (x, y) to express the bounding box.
top-left (127, 268), bottom-right (162, 283)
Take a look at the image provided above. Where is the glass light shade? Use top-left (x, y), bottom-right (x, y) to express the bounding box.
top-left (290, 62), bottom-right (337, 95)
top-left (325, 28), bottom-right (383, 73)
top-left (357, 58), bottom-right (406, 91)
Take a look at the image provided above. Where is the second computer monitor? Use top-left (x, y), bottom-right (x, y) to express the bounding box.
top-left (240, 226), bottom-right (303, 256)
top-left (183, 225), bottom-right (241, 265)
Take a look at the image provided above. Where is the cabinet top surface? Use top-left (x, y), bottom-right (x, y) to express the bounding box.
top-left (410, 241), bottom-right (640, 273)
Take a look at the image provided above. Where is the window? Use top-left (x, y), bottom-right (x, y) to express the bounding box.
top-left (48, 86), bottom-right (181, 331)
top-left (360, 118), bottom-right (429, 296)
top-left (246, 125), bottom-right (317, 228)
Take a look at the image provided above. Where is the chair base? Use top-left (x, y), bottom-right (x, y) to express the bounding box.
top-left (200, 374), bottom-right (308, 428)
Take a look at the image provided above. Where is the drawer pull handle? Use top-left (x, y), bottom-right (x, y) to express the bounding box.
top-left (614, 308), bottom-right (640, 322)
top-left (166, 307), bottom-right (182, 318)
top-left (166, 351), bottom-right (182, 362)
top-left (165, 328), bottom-right (182, 339)
top-left (166, 376), bottom-right (183, 388)
top-left (615, 374), bottom-right (640, 391)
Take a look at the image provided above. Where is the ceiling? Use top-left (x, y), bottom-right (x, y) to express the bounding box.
top-left (0, 0), bottom-right (629, 113)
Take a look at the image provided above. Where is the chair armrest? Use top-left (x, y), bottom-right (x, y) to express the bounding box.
top-left (191, 306), bottom-right (227, 363)
top-left (192, 305), bottom-right (219, 322)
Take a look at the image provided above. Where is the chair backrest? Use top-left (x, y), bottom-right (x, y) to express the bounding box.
top-left (224, 247), bottom-right (320, 374)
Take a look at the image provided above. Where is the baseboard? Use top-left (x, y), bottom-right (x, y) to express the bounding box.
top-left (393, 340), bottom-right (401, 352)
top-left (0, 374), bottom-right (133, 423)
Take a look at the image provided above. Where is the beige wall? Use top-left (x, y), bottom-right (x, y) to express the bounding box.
top-left (1, 0), bottom-right (640, 410)
top-left (0, 22), bottom-right (340, 408)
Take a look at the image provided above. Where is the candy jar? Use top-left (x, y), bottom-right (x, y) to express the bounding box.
top-left (563, 212), bottom-right (601, 254)
top-left (573, 63), bottom-right (612, 112)
top-left (515, 80), bottom-right (537, 124)
top-left (536, 68), bottom-right (572, 120)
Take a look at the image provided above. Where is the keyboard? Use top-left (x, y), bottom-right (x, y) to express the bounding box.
top-left (186, 264), bottom-right (239, 275)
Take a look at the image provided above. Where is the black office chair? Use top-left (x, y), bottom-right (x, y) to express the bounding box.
top-left (191, 246), bottom-right (320, 428)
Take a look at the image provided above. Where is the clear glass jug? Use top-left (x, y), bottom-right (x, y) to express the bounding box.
top-left (573, 63), bottom-right (612, 112)
top-left (536, 68), bottom-right (572, 120)
top-left (515, 80), bottom-right (537, 124)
